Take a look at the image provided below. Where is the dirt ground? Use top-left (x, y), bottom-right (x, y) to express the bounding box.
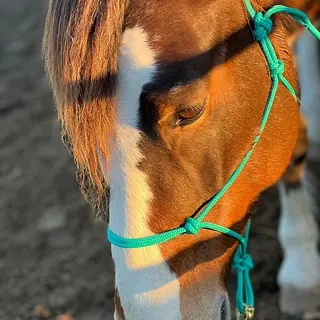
top-left (0, 0), bottom-right (313, 319)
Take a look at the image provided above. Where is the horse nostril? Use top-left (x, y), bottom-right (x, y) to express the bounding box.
top-left (213, 293), bottom-right (231, 320)
top-left (220, 299), bottom-right (226, 316)
top-left (220, 295), bottom-right (231, 320)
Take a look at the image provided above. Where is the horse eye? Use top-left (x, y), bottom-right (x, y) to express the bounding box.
top-left (176, 98), bottom-right (208, 126)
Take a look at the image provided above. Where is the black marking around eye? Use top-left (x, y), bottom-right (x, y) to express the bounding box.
top-left (137, 23), bottom-right (257, 137)
top-left (138, 90), bottom-right (159, 139)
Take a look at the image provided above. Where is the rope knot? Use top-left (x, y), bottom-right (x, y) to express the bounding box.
top-left (184, 218), bottom-right (200, 235)
top-left (232, 253), bottom-right (254, 272)
top-left (269, 59), bottom-right (285, 78)
top-left (252, 12), bottom-right (273, 42)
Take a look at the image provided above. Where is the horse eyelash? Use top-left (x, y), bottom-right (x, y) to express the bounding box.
top-left (177, 97), bottom-right (208, 114)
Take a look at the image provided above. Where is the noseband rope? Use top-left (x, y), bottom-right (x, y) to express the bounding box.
top-left (107, 1), bottom-right (320, 319)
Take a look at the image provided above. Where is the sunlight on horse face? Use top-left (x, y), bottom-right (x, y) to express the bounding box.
top-left (43, 0), bottom-right (302, 318)
top-left (107, 1), bottom-right (300, 318)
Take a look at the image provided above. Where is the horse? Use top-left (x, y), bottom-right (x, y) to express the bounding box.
top-left (43, 0), bottom-right (320, 319)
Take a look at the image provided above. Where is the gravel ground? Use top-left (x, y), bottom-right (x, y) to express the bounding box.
top-left (0, 0), bottom-right (312, 319)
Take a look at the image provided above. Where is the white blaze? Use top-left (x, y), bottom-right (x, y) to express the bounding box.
top-left (107, 27), bottom-right (181, 320)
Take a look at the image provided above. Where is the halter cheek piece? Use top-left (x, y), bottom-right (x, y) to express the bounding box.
top-left (107, 1), bottom-right (320, 318)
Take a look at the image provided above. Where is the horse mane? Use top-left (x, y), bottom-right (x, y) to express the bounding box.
top-left (43, 0), bottom-right (128, 212)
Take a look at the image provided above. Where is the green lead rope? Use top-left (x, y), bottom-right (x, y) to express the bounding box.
top-left (108, 1), bottom-right (320, 318)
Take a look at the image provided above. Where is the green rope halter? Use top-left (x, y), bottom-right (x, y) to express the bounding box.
top-left (107, 1), bottom-right (320, 318)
